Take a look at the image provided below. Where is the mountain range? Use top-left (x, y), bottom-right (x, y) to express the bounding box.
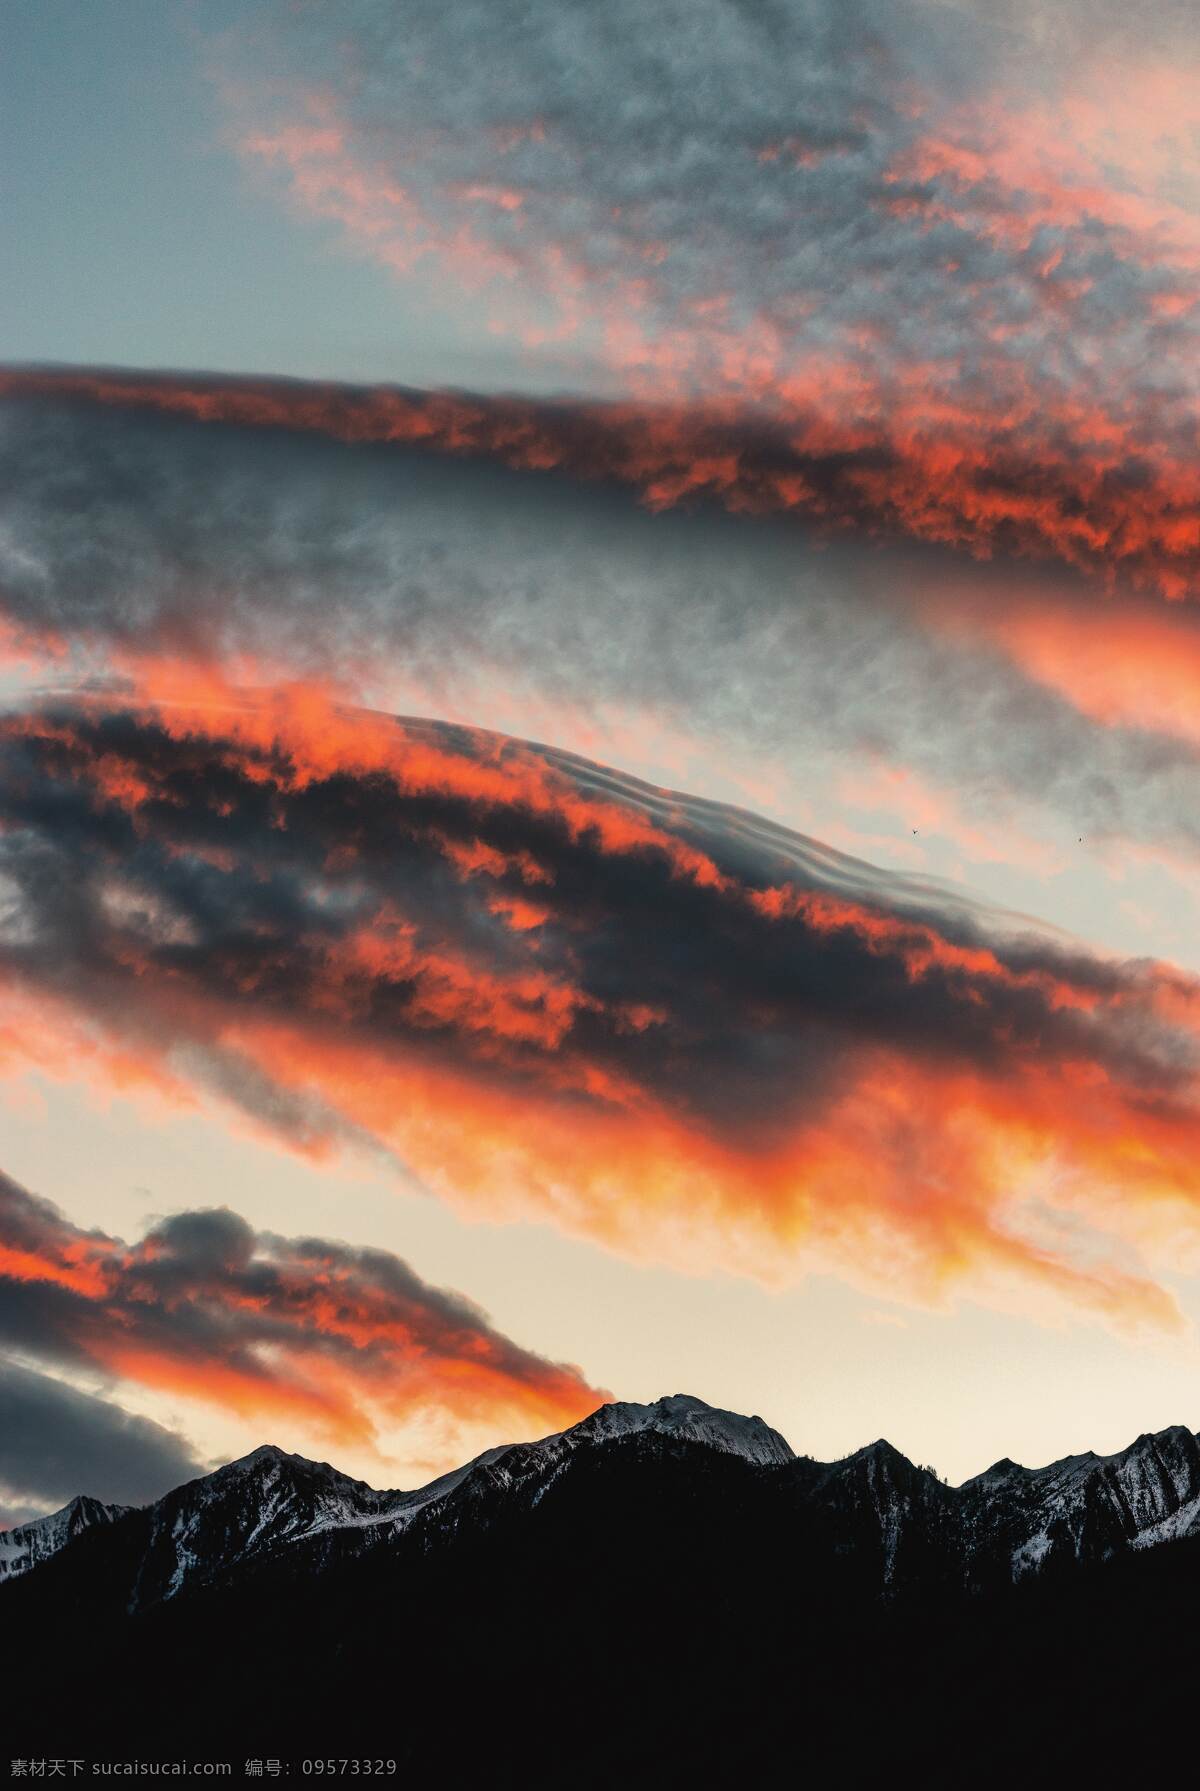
top-left (7, 1393), bottom-right (1200, 1778)
top-left (7, 1392), bottom-right (1200, 1599)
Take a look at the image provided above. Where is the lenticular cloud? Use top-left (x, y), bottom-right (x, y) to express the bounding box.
top-left (2, 683), bottom-right (1200, 1328)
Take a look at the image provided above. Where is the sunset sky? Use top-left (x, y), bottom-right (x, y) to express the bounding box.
top-left (5, 0), bottom-right (1200, 1520)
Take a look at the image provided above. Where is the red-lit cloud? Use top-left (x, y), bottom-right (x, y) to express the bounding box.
top-left (8, 365), bottom-right (1200, 897)
top-left (4, 364), bottom-right (1198, 604)
top-left (2, 685), bottom-right (1200, 1329)
top-left (200, 1), bottom-right (1200, 601)
top-left (0, 1169), bottom-right (603, 1457)
top-left (919, 586), bottom-right (1200, 753)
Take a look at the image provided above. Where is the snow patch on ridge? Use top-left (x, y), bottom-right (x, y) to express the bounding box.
top-left (556, 1393), bottom-right (796, 1467)
top-left (12, 1402), bottom-right (1200, 1608)
top-left (0, 1495), bottom-right (129, 1581)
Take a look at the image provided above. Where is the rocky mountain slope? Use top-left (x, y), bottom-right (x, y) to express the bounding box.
top-left (7, 1394), bottom-right (1200, 1776)
top-left (7, 1393), bottom-right (1200, 1605)
top-left (0, 1491), bottom-right (129, 1581)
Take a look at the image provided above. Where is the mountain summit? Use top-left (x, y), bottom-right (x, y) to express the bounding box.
top-left (562, 1392), bottom-right (795, 1465)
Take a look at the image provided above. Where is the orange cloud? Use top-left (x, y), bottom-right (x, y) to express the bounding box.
top-left (0, 1171), bottom-right (603, 1456)
top-left (976, 602), bottom-right (1200, 751)
top-left (189, 19), bottom-right (1200, 606)
top-left (5, 365), bottom-right (1198, 610)
top-left (2, 687), bottom-right (1200, 1331)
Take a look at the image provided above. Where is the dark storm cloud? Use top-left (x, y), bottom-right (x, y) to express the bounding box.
top-left (0, 1357), bottom-right (206, 1516)
top-left (0, 694), bottom-right (1188, 1137)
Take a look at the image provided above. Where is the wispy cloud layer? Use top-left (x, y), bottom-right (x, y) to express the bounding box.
top-left (215, 0), bottom-right (1200, 595)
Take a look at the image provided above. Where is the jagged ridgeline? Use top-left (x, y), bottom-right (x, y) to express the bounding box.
top-left (5, 1395), bottom-right (1200, 1776)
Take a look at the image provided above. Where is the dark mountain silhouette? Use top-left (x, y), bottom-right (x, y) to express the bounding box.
top-left (6, 1394), bottom-right (1200, 1781)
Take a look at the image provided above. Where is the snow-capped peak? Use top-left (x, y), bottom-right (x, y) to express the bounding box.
top-left (214, 1442), bottom-right (353, 1482)
top-left (0, 1493), bottom-right (129, 1582)
top-left (226, 1442), bottom-right (291, 1468)
top-left (558, 1393), bottom-right (796, 1467)
top-left (15, 1409), bottom-right (1200, 1613)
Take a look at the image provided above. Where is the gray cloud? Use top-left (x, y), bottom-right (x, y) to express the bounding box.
top-left (0, 1356), bottom-right (206, 1516)
top-left (0, 1166), bottom-right (603, 1459)
top-left (223, 0), bottom-right (1200, 512)
top-left (4, 387), bottom-right (1200, 869)
top-left (0, 696), bottom-right (1197, 1321)
top-left (0, 695), bottom-right (1184, 1124)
